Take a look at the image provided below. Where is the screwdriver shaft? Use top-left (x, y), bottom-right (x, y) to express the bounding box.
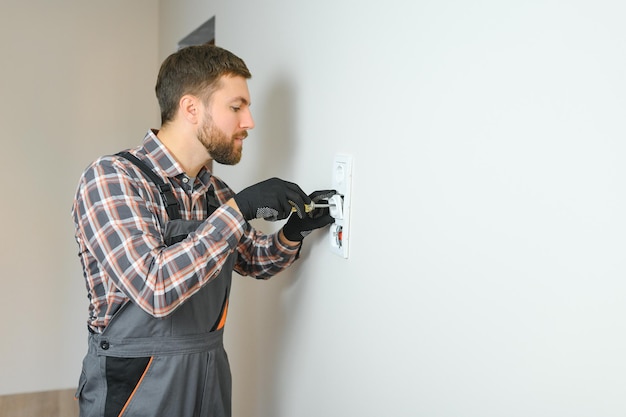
top-left (292, 202), bottom-right (335, 213)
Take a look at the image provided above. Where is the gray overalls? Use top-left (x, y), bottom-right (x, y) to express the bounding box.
top-left (76, 152), bottom-right (234, 417)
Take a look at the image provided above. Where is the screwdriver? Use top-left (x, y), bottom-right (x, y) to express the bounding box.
top-left (291, 201), bottom-right (335, 213)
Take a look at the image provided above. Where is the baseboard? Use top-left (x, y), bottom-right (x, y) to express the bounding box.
top-left (0, 388), bottom-right (78, 417)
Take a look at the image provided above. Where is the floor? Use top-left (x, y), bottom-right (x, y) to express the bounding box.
top-left (0, 389), bottom-right (78, 417)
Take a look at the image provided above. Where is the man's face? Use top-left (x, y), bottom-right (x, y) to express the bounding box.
top-left (198, 75), bottom-right (254, 165)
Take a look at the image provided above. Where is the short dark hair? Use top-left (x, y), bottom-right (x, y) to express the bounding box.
top-left (155, 44), bottom-right (252, 125)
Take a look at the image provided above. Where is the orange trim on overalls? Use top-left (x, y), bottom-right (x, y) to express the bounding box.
top-left (216, 299), bottom-right (229, 331)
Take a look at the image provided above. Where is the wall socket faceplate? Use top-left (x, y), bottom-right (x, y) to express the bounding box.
top-left (329, 154), bottom-right (352, 258)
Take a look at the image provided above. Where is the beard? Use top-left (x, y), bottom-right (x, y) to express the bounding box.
top-left (197, 117), bottom-right (246, 165)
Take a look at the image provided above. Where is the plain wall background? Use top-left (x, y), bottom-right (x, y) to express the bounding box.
top-left (3, 1), bottom-right (626, 416)
top-left (0, 0), bottom-right (159, 394)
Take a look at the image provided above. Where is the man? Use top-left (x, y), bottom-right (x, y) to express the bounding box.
top-left (72, 44), bottom-right (334, 417)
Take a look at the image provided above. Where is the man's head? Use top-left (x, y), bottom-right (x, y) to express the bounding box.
top-left (156, 44), bottom-right (251, 126)
top-left (156, 44), bottom-right (254, 166)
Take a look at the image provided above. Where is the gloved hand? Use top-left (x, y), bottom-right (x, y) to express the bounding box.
top-left (234, 177), bottom-right (309, 221)
top-left (282, 190), bottom-right (337, 242)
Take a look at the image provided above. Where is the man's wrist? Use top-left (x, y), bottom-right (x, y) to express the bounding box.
top-left (279, 229), bottom-right (302, 247)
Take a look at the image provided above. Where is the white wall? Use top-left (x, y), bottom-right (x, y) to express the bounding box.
top-left (161, 1), bottom-right (626, 416)
top-left (0, 0), bottom-right (159, 395)
top-left (4, 0), bottom-right (621, 414)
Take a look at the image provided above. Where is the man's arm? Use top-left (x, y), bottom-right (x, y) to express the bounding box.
top-left (72, 156), bottom-right (245, 318)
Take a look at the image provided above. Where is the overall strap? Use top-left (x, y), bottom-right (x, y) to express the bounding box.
top-left (116, 151), bottom-right (181, 220)
top-left (206, 185), bottom-right (221, 215)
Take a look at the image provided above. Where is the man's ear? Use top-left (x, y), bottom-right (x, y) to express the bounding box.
top-left (179, 95), bottom-right (201, 125)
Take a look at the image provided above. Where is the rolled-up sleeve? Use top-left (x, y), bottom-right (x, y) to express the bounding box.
top-left (234, 222), bottom-right (301, 279)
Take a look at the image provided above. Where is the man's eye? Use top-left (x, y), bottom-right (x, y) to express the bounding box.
top-left (231, 106), bottom-right (241, 112)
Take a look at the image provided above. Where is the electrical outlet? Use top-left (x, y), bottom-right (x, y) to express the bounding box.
top-left (329, 154), bottom-right (352, 258)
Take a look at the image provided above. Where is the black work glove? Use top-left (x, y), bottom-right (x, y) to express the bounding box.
top-left (282, 190), bottom-right (336, 242)
top-left (234, 177), bottom-right (309, 221)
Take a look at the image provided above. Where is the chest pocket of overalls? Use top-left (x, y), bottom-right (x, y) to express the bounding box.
top-left (163, 219), bottom-right (204, 246)
top-left (162, 184), bottom-right (220, 246)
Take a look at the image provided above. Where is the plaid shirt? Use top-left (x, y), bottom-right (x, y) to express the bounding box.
top-left (72, 130), bottom-right (300, 333)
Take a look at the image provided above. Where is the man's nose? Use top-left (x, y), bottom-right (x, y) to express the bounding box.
top-left (241, 109), bottom-right (255, 130)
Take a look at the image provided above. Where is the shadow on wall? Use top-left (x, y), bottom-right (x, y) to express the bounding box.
top-left (232, 75), bottom-right (306, 417)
